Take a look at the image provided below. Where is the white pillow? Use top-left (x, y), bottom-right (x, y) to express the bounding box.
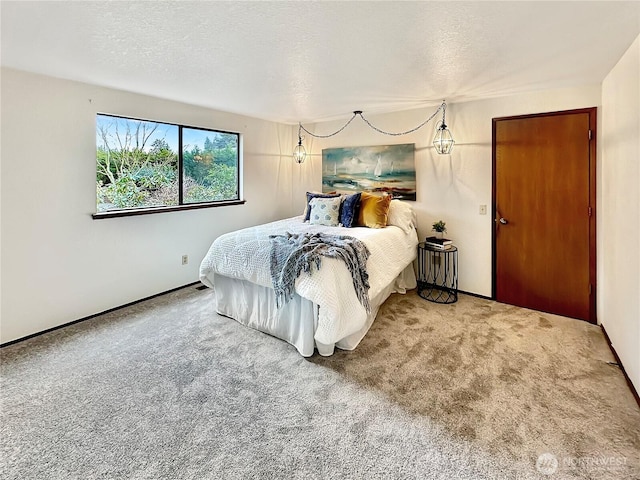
top-left (308, 196), bottom-right (341, 226)
top-left (302, 191), bottom-right (340, 221)
top-left (387, 199), bottom-right (416, 233)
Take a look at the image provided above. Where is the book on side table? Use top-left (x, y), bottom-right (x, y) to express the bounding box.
top-left (425, 236), bottom-right (453, 249)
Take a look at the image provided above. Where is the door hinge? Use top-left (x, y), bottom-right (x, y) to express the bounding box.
top-left (588, 206), bottom-right (592, 217)
top-left (588, 129), bottom-right (592, 140)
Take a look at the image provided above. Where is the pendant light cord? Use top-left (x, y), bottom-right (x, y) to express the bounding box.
top-left (298, 101), bottom-right (446, 138)
top-left (299, 112), bottom-right (358, 138)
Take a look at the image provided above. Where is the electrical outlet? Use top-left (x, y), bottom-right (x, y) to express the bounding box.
top-left (181, 255), bottom-right (188, 265)
top-left (479, 204), bottom-right (487, 215)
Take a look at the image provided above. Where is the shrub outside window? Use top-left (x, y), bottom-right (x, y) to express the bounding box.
top-left (96, 114), bottom-right (240, 214)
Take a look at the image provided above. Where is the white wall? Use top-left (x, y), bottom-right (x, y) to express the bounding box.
top-left (600, 35), bottom-right (640, 392)
top-left (0, 68), bottom-right (295, 343)
top-left (297, 85), bottom-right (601, 296)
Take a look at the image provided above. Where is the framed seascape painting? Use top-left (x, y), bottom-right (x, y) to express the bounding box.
top-left (322, 143), bottom-right (416, 200)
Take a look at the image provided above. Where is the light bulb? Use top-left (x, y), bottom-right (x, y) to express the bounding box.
top-left (293, 142), bottom-right (306, 163)
top-left (433, 124), bottom-right (455, 155)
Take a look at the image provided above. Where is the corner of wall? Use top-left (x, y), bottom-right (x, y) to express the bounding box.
top-left (599, 34), bottom-right (640, 393)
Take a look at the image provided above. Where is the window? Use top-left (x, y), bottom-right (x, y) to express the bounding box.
top-left (95, 114), bottom-right (240, 216)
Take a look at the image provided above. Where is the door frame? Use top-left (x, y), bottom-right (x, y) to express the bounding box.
top-left (491, 107), bottom-right (598, 324)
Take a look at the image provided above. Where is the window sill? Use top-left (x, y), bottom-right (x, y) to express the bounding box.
top-left (92, 200), bottom-right (246, 219)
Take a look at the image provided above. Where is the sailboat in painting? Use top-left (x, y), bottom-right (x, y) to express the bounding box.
top-left (374, 155), bottom-right (382, 177)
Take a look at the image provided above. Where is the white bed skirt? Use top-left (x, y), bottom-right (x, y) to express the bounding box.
top-left (213, 263), bottom-right (416, 357)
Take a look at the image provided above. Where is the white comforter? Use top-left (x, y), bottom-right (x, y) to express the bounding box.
top-left (199, 216), bottom-right (418, 346)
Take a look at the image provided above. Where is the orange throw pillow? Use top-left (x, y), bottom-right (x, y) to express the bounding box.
top-left (357, 192), bottom-right (392, 228)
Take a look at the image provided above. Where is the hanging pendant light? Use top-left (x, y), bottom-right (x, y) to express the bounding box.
top-left (293, 124), bottom-right (306, 164)
top-left (433, 101), bottom-right (455, 155)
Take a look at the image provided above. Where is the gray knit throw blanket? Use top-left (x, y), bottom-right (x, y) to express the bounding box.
top-left (269, 232), bottom-right (371, 313)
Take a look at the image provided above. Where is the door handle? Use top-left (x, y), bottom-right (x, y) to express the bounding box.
top-left (495, 210), bottom-right (508, 228)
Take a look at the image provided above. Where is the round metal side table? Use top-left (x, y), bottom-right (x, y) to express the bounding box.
top-left (417, 243), bottom-right (458, 304)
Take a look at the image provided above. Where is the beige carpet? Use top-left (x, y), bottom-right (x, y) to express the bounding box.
top-left (313, 291), bottom-right (640, 478)
top-left (1, 286), bottom-right (638, 479)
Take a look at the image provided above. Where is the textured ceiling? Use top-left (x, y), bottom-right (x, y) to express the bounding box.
top-left (2, 1), bottom-right (639, 124)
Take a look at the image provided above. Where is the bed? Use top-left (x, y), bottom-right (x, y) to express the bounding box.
top-left (199, 199), bottom-right (418, 357)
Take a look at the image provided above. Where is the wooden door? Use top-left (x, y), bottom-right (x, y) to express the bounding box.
top-left (493, 109), bottom-right (596, 322)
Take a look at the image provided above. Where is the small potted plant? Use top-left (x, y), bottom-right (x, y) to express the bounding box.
top-left (432, 220), bottom-right (447, 239)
